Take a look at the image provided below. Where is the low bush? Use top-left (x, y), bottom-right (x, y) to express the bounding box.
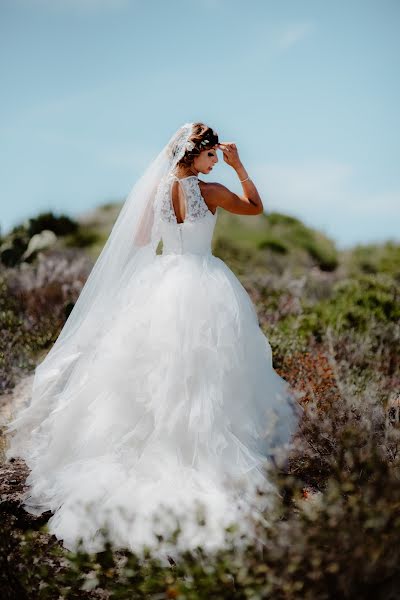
top-left (345, 241), bottom-right (400, 281)
top-left (0, 250), bottom-right (92, 392)
top-left (24, 211), bottom-right (78, 238)
top-left (2, 364), bottom-right (399, 599)
top-left (0, 212), bottom-right (79, 267)
top-left (64, 227), bottom-right (103, 249)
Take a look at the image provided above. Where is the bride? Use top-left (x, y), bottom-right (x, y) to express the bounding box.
top-left (5, 122), bottom-right (301, 560)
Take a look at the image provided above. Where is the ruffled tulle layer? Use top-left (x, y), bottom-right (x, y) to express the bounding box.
top-left (6, 253), bottom-right (300, 559)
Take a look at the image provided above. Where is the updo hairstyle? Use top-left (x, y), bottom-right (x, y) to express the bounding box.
top-left (177, 122), bottom-right (219, 168)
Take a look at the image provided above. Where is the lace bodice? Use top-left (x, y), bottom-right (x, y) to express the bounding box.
top-left (153, 174), bottom-right (218, 256)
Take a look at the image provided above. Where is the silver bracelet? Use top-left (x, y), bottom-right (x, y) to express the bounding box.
top-left (239, 175), bottom-right (250, 183)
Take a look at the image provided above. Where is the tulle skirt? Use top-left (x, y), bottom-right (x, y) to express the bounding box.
top-left (6, 252), bottom-right (300, 560)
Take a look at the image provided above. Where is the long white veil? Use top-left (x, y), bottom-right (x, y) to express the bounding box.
top-left (5, 122), bottom-right (195, 462)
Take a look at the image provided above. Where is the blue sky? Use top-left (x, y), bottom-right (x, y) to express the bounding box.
top-left (1, 0), bottom-right (399, 249)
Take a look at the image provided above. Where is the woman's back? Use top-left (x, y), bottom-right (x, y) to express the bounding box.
top-left (156, 174), bottom-right (218, 256)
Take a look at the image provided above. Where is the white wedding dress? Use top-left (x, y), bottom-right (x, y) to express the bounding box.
top-left (6, 173), bottom-right (300, 559)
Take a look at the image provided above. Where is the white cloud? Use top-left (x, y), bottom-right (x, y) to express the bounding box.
top-left (252, 159), bottom-right (400, 247)
top-left (277, 22), bottom-right (315, 51)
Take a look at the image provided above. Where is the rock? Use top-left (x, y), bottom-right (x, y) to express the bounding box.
top-left (21, 230), bottom-right (57, 260)
top-left (0, 458), bottom-right (52, 529)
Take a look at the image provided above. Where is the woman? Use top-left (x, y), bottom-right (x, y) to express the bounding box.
top-left (5, 122), bottom-right (301, 560)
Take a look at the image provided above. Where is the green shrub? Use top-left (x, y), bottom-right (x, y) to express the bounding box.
top-left (279, 274), bottom-right (399, 343)
top-left (0, 251), bottom-right (91, 392)
top-left (64, 228), bottom-right (102, 248)
top-left (214, 210), bottom-right (338, 272)
top-left (3, 367), bottom-right (400, 599)
top-left (0, 212), bottom-right (79, 267)
top-left (259, 213), bottom-right (339, 271)
top-left (289, 224), bottom-right (338, 271)
top-left (258, 236), bottom-right (289, 254)
top-left (0, 235), bottom-right (29, 267)
top-left (345, 241), bottom-right (400, 281)
top-left (213, 236), bottom-right (256, 276)
top-left (267, 212), bottom-right (302, 227)
top-left (25, 211), bottom-right (78, 237)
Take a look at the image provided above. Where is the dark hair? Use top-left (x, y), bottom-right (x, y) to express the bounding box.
top-left (177, 122), bottom-right (219, 168)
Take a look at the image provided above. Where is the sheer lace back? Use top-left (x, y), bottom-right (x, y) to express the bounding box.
top-left (154, 174), bottom-right (218, 256)
top-left (158, 174), bottom-right (214, 225)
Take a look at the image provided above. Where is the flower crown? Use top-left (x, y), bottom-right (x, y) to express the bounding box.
top-left (184, 137), bottom-right (211, 153)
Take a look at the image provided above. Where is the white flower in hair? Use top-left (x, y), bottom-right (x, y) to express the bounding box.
top-left (185, 140), bottom-right (195, 152)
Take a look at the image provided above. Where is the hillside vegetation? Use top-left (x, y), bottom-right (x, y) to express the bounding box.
top-left (0, 203), bottom-right (399, 598)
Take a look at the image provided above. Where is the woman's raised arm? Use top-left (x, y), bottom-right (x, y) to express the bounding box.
top-left (203, 142), bottom-right (264, 216)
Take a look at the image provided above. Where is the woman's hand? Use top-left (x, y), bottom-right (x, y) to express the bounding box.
top-left (216, 142), bottom-right (242, 170)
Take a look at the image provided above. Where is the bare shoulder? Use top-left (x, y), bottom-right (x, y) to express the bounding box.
top-left (199, 179), bottom-right (225, 212)
top-left (198, 180), bottom-right (263, 216)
